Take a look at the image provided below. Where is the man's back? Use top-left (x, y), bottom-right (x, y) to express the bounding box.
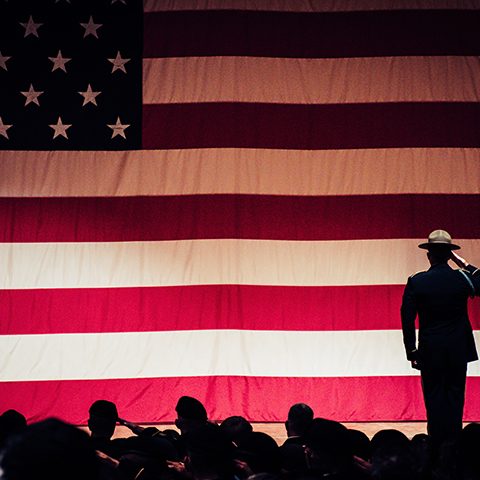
top-left (402, 263), bottom-right (477, 364)
top-left (411, 264), bottom-right (471, 330)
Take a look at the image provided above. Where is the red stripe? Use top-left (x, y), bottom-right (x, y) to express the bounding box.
top-left (1, 195), bottom-right (479, 243)
top-left (142, 103), bottom-right (480, 150)
top-left (2, 285), bottom-right (480, 335)
top-left (4, 375), bottom-right (480, 424)
top-left (143, 10), bottom-right (480, 58)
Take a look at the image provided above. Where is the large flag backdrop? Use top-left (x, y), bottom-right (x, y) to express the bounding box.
top-left (0, 0), bottom-right (480, 424)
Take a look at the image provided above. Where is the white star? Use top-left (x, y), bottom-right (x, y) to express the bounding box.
top-left (0, 117), bottom-right (12, 139)
top-left (80, 16), bottom-right (102, 39)
top-left (107, 51), bottom-right (130, 73)
top-left (78, 84), bottom-right (101, 106)
top-left (107, 117), bottom-right (130, 139)
top-left (48, 50), bottom-right (71, 72)
top-left (20, 15), bottom-right (43, 38)
top-left (0, 52), bottom-right (11, 71)
top-left (21, 84), bottom-right (44, 106)
top-left (49, 117), bottom-right (71, 139)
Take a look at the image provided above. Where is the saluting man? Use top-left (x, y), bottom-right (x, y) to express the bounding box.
top-left (401, 230), bottom-right (480, 447)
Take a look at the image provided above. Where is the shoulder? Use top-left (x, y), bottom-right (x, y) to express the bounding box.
top-left (404, 270), bottom-right (427, 290)
top-left (409, 270), bottom-right (426, 280)
top-left (461, 265), bottom-right (480, 277)
top-left (458, 268), bottom-right (476, 280)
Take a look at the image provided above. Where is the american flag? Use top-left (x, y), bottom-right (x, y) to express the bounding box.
top-left (0, 0), bottom-right (480, 424)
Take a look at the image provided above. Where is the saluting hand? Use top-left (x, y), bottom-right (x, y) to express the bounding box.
top-left (450, 251), bottom-right (469, 269)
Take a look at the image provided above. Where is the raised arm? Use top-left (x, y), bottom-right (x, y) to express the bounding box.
top-left (450, 251), bottom-right (480, 296)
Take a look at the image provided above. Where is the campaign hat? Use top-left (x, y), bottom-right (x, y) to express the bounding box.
top-left (418, 229), bottom-right (460, 250)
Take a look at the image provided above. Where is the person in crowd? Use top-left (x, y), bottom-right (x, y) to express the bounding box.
top-left (370, 429), bottom-right (415, 480)
top-left (88, 399), bottom-right (125, 459)
top-left (0, 418), bottom-right (105, 480)
top-left (118, 416), bottom-right (183, 460)
top-left (235, 431), bottom-right (281, 476)
top-left (282, 403), bottom-right (314, 447)
top-left (410, 433), bottom-right (432, 480)
top-left (431, 437), bottom-right (461, 480)
top-left (0, 409), bottom-right (27, 449)
top-left (278, 442), bottom-right (308, 474)
top-left (88, 399), bottom-right (181, 480)
top-left (303, 417), bottom-right (368, 479)
top-left (401, 229), bottom-right (480, 447)
top-left (219, 416), bottom-right (253, 446)
top-left (370, 429), bottom-right (410, 456)
top-left (459, 422), bottom-right (480, 479)
top-left (347, 428), bottom-right (371, 464)
top-left (276, 403), bottom-right (314, 474)
top-left (370, 450), bottom-right (417, 480)
top-left (181, 422), bottom-right (235, 480)
top-left (174, 396), bottom-right (209, 436)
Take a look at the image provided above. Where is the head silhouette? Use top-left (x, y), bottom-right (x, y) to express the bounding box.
top-left (88, 399), bottom-right (118, 439)
top-left (0, 418), bottom-right (99, 480)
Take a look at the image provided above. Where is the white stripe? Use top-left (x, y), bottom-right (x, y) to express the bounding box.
top-left (1, 330), bottom-right (479, 381)
top-left (1, 239), bottom-right (480, 290)
top-left (1, 148), bottom-right (479, 197)
top-left (144, 0), bottom-right (480, 12)
top-left (143, 56), bottom-right (480, 104)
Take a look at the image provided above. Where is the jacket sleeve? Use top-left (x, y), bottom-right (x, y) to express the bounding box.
top-left (464, 264), bottom-right (480, 296)
top-left (400, 277), bottom-right (417, 359)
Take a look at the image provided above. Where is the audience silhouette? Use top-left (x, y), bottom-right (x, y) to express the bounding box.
top-left (220, 416), bottom-right (253, 446)
top-left (1, 399), bottom-right (480, 480)
top-left (0, 409), bottom-right (26, 450)
top-left (283, 403), bottom-right (313, 447)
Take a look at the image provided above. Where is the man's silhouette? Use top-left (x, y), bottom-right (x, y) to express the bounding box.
top-left (401, 230), bottom-right (480, 446)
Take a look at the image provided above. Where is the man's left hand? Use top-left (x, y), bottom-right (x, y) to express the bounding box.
top-left (411, 359), bottom-right (422, 370)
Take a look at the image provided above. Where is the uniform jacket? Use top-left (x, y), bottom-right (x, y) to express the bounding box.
top-left (401, 263), bottom-right (480, 365)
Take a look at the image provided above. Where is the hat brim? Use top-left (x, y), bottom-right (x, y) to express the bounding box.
top-left (418, 242), bottom-right (460, 250)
